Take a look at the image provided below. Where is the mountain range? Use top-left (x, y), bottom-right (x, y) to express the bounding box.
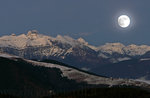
top-left (1, 30), bottom-right (150, 80)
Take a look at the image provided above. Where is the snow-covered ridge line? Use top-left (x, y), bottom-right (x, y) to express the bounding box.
top-left (1, 31), bottom-right (150, 54)
top-left (0, 30), bottom-right (90, 49)
top-left (98, 43), bottom-right (150, 56)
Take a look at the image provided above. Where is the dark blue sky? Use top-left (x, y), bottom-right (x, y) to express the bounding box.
top-left (0, 0), bottom-right (150, 46)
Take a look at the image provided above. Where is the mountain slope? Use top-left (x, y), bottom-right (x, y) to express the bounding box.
top-left (93, 58), bottom-right (150, 80)
top-left (0, 54), bottom-right (91, 97)
top-left (0, 54), bottom-right (150, 97)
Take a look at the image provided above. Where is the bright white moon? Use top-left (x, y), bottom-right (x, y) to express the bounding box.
top-left (118, 15), bottom-right (130, 28)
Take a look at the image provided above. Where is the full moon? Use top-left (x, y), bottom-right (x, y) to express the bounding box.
top-left (118, 15), bottom-right (130, 28)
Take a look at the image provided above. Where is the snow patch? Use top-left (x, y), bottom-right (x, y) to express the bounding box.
top-left (136, 76), bottom-right (150, 84)
top-left (117, 57), bottom-right (131, 62)
top-left (81, 67), bottom-right (90, 71)
top-left (140, 58), bottom-right (150, 61)
top-left (0, 53), bottom-right (18, 58)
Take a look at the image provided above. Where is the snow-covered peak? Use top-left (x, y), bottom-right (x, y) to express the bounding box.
top-left (1, 31), bottom-right (150, 57)
top-left (77, 37), bottom-right (88, 45)
top-left (11, 33), bottom-right (16, 36)
top-left (97, 42), bottom-right (150, 56)
top-left (0, 34), bottom-right (27, 48)
top-left (77, 38), bottom-right (99, 50)
top-left (56, 35), bottom-right (74, 43)
top-left (56, 35), bottom-right (64, 40)
top-left (101, 43), bottom-right (125, 48)
top-left (27, 30), bottom-right (38, 39)
top-left (0, 31), bottom-right (54, 48)
top-left (98, 43), bottom-right (125, 54)
top-left (0, 31), bottom-right (92, 49)
top-left (124, 44), bottom-right (150, 56)
top-left (87, 45), bottom-right (98, 51)
top-left (56, 35), bottom-right (79, 46)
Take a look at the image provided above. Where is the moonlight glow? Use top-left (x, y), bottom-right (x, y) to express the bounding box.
top-left (118, 15), bottom-right (130, 28)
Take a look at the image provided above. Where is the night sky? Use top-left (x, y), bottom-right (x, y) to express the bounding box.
top-left (0, 0), bottom-right (150, 46)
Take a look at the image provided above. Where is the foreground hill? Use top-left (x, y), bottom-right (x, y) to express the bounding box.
top-left (0, 54), bottom-right (90, 97)
top-left (0, 53), bottom-right (150, 97)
